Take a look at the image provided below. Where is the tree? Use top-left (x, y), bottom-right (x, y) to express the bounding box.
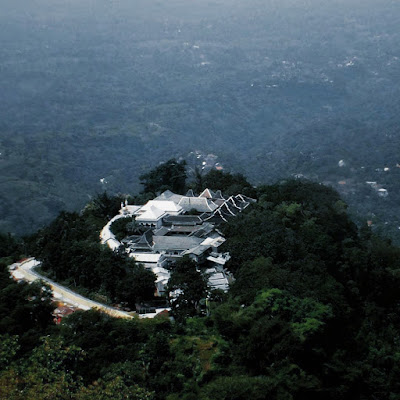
top-left (83, 192), bottom-right (123, 221)
top-left (117, 264), bottom-right (156, 305)
top-left (0, 274), bottom-right (54, 354)
top-left (167, 257), bottom-right (208, 321)
top-left (59, 310), bottom-right (142, 383)
top-left (139, 159), bottom-right (187, 194)
top-left (0, 233), bottom-right (20, 259)
top-left (75, 377), bottom-right (154, 400)
top-left (0, 337), bottom-right (83, 400)
top-left (189, 166), bottom-right (204, 194)
top-left (0, 334), bottom-right (19, 369)
top-left (110, 217), bottom-right (140, 241)
top-left (201, 169), bottom-right (256, 197)
top-left (0, 336), bottom-right (153, 400)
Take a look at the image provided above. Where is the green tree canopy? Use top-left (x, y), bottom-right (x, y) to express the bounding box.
top-left (199, 169), bottom-right (256, 197)
top-left (140, 159), bottom-right (187, 195)
top-left (167, 257), bottom-right (208, 322)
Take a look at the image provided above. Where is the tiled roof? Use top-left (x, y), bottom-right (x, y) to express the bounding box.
top-left (199, 188), bottom-right (216, 199)
top-left (190, 223), bottom-right (214, 238)
top-left (153, 227), bottom-right (170, 236)
top-left (154, 191), bottom-right (184, 204)
top-left (163, 215), bottom-right (203, 226)
top-left (201, 236), bottom-right (226, 247)
top-left (139, 200), bottom-right (183, 214)
top-left (169, 225), bottom-right (201, 234)
top-left (153, 236), bottom-right (203, 251)
top-left (182, 244), bottom-right (211, 256)
top-left (130, 253), bottom-right (162, 263)
top-left (127, 230), bottom-right (153, 250)
top-left (178, 197), bottom-right (218, 213)
top-left (136, 205), bottom-right (166, 221)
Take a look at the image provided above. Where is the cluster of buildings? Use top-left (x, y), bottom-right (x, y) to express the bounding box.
top-left (101, 189), bottom-right (255, 296)
top-left (366, 181), bottom-right (389, 197)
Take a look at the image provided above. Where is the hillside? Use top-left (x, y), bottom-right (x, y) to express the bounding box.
top-left (1, 178), bottom-right (400, 399)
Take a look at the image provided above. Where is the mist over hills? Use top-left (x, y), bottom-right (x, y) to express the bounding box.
top-left (1, 0), bottom-right (400, 240)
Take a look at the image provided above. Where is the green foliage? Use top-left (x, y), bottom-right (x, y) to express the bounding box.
top-left (24, 337), bottom-right (83, 387)
top-left (254, 289), bottom-right (333, 342)
top-left (211, 180), bottom-right (400, 399)
top-left (140, 159), bottom-right (187, 195)
top-left (0, 265), bottom-right (54, 353)
top-left (0, 233), bottom-right (21, 259)
top-left (83, 192), bottom-right (124, 222)
top-left (0, 335), bottom-right (153, 400)
top-left (59, 310), bottom-right (143, 382)
top-left (3, 178), bottom-right (400, 399)
top-left (110, 216), bottom-right (140, 241)
top-left (200, 371), bottom-right (318, 400)
top-left (200, 170), bottom-right (256, 198)
top-left (117, 263), bottom-right (157, 304)
top-left (0, 334), bottom-right (20, 370)
top-left (74, 377), bottom-right (154, 400)
top-left (30, 210), bottom-right (156, 307)
top-left (167, 257), bottom-right (208, 322)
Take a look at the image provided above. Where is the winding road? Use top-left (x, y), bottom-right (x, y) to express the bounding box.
top-left (10, 258), bottom-right (135, 319)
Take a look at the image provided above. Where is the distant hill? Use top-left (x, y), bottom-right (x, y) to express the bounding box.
top-left (1, 0), bottom-right (400, 242)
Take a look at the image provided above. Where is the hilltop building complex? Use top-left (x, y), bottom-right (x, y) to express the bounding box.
top-left (101, 189), bottom-right (255, 296)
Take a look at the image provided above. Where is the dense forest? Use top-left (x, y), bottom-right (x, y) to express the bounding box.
top-left (1, 0), bottom-right (400, 244)
top-left (1, 165), bottom-right (400, 399)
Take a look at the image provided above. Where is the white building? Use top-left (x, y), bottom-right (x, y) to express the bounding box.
top-left (378, 188), bottom-right (388, 198)
top-left (135, 201), bottom-right (183, 228)
top-left (101, 189), bottom-right (256, 296)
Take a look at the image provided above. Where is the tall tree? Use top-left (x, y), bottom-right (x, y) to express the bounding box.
top-left (0, 232), bottom-right (20, 259)
top-left (167, 257), bottom-right (208, 321)
top-left (202, 169), bottom-right (256, 197)
top-left (140, 159), bottom-right (187, 194)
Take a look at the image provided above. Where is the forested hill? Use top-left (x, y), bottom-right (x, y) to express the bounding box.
top-left (1, 176), bottom-right (400, 399)
top-left (1, 0), bottom-right (400, 243)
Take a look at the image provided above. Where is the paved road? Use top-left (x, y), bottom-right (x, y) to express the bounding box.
top-left (10, 258), bottom-right (134, 319)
